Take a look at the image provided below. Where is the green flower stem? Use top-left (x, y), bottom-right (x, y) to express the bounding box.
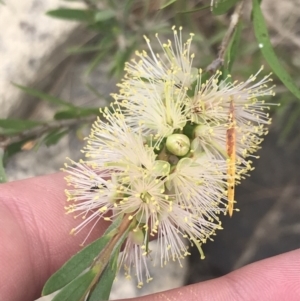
top-left (85, 213), bottom-right (134, 300)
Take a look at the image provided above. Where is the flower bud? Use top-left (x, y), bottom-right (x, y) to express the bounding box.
top-left (129, 228), bottom-right (145, 245)
top-left (194, 124), bottom-right (211, 138)
top-left (135, 210), bottom-right (148, 224)
top-left (190, 138), bottom-right (205, 158)
top-left (166, 134), bottom-right (190, 157)
top-left (153, 160), bottom-right (170, 177)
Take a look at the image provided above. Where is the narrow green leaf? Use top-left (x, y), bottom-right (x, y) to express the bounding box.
top-left (94, 10), bottom-right (115, 22)
top-left (177, 5), bottom-right (210, 14)
top-left (83, 34), bottom-right (116, 76)
top-left (0, 129), bottom-right (21, 136)
top-left (52, 269), bottom-right (96, 301)
top-left (225, 21), bottom-right (243, 72)
top-left (109, 42), bottom-right (136, 77)
top-left (67, 44), bottom-right (105, 54)
top-left (43, 129), bottom-right (69, 146)
top-left (54, 108), bottom-right (99, 120)
top-left (0, 118), bottom-right (41, 131)
top-left (279, 105), bottom-right (300, 144)
top-left (85, 83), bottom-right (106, 100)
top-left (212, 0), bottom-right (239, 15)
top-left (88, 18), bottom-right (116, 32)
top-left (13, 84), bottom-right (76, 108)
top-left (81, 108), bottom-right (101, 115)
top-left (0, 149), bottom-right (7, 183)
top-left (85, 51), bottom-right (110, 77)
top-left (124, 0), bottom-right (135, 15)
top-left (252, 0), bottom-right (300, 100)
top-left (42, 217), bottom-right (122, 295)
top-left (53, 110), bottom-right (80, 120)
top-left (206, 28), bottom-right (227, 47)
top-left (46, 9), bottom-right (95, 22)
top-left (160, 0), bottom-right (177, 9)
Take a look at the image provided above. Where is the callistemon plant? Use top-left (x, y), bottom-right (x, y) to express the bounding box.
top-left (38, 27), bottom-right (275, 301)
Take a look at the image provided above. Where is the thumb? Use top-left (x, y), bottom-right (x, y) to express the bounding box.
top-left (122, 248), bottom-right (300, 301)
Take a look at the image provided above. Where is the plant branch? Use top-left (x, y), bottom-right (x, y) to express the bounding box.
top-left (206, 0), bottom-right (244, 72)
top-left (82, 213), bottom-right (134, 301)
top-left (0, 115), bottom-right (97, 149)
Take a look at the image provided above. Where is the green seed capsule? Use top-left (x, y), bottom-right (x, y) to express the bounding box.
top-left (194, 124), bottom-right (211, 138)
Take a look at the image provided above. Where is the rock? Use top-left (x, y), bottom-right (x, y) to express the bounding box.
top-left (0, 0), bottom-right (87, 118)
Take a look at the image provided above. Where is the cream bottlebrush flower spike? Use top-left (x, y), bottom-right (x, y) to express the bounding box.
top-left (114, 27), bottom-right (197, 141)
top-left (116, 27), bottom-right (275, 216)
top-left (63, 27), bottom-right (275, 287)
top-left (64, 104), bottom-right (227, 287)
top-left (189, 68), bottom-right (275, 214)
top-left (123, 26), bottom-right (197, 88)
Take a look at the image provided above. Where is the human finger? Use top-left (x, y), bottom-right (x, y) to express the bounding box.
top-left (0, 173), bottom-right (110, 301)
top-left (121, 248), bottom-right (300, 301)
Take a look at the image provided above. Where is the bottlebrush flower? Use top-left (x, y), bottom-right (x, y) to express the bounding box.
top-left (116, 30), bottom-right (274, 160)
top-left (115, 76), bottom-right (188, 140)
top-left (187, 67), bottom-right (275, 180)
top-left (64, 27), bottom-right (275, 287)
top-left (63, 105), bottom-right (227, 286)
top-left (123, 26), bottom-right (197, 88)
top-left (186, 67), bottom-right (274, 127)
top-left (114, 26), bottom-right (197, 140)
top-left (120, 64), bottom-right (274, 141)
